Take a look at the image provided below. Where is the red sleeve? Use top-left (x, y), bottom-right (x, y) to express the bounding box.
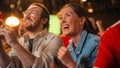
top-left (94, 28), bottom-right (115, 68)
top-left (0, 12), bottom-right (2, 19)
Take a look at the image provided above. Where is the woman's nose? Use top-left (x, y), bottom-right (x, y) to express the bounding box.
top-left (60, 16), bottom-right (67, 24)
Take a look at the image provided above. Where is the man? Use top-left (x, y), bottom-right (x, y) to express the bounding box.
top-left (94, 20), bottom-right (120, 68)
top-left (0, 11), bottom-right (2, 19)
top-left (57, 3), bottom-right (100, 68)
top-left (0, 3), bottom-right (63, 68)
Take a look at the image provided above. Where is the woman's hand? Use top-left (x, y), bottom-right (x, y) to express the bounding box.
top-left (57, 46), bottom-right (76, 68)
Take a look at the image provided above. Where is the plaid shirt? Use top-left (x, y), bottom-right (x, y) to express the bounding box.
top-left (7, 28), bottom-right (63, 68)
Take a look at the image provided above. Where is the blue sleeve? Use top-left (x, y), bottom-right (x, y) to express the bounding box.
top-left (76, 34), bottom-right (100, 68)
top-left (89, 35), bottom-right (100, 68)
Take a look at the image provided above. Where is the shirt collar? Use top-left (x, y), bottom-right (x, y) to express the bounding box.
top-left (34, 28), bottom-right (48, 40)
top-left (38, 28), bottom-right (48, 37)
top-left (68, 30), bottom-right (88, 54)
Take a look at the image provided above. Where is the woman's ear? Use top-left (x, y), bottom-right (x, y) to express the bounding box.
top-left (79, 16), bottom-right (86, 25)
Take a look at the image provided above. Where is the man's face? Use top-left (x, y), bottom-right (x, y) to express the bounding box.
top-left (22, 5), bottom-right (42, 31)
top-left (58, 7), bottom-right (82, 37)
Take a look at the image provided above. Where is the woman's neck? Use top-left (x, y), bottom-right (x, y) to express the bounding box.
top-left (71, 31), bottom-right (82, 47)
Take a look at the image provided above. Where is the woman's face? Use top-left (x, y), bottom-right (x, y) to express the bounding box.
top-left (58, 7), bottom-right (84, 37)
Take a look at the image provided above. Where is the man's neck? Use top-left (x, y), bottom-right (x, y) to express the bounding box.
top-left (28, 27), bottom-right (44, 39)
top-left (28, 32), bottom-right (37, 39)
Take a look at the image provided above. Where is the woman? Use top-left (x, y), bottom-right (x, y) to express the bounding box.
top-left (57, 3), bottom-right (100, 68)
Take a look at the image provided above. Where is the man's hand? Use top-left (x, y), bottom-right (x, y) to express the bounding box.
top-left (0, 27), bottom-right (18, 47)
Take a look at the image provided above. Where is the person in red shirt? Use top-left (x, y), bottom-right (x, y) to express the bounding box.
top-left (94, 20), bottom-right (120, 68)
top-left (0, 11), bottom-right (2, 19)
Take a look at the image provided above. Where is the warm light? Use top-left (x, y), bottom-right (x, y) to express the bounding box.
top-left (81, 0), bottom-right (87, 2)
top-left (87, 8), bottom-right (93, 13)
top-left (5, 16), bottom-right (20, 27)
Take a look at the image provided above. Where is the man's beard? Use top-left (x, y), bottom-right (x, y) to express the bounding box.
top-left (25, 20), bottom-right (40, 32)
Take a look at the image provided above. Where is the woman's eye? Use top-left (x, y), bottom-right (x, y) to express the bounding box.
top-left (66, 13), bottom-right (71, 17)
top-left (59, 16), bottom-right (63, 20)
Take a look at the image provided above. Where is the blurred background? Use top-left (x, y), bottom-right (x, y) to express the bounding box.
top-left (0, 0), bottom-right (120, 34)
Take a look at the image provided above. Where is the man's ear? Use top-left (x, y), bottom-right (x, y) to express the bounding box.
top-left (41, 18), bottom-right (48, 24)
top-left (79, 16), bottom-right (86, 25)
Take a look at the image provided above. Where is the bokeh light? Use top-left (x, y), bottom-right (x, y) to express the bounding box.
top-left (5, 16), bottom-right (20, 27)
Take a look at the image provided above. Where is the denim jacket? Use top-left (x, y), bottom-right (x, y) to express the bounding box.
top-left (68, 30), bottom-right (100, 68)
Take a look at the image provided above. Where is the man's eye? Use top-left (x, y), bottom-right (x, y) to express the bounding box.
top-left (29, 11), bottom-right (36, 16)
top-left (30, 11), bottom-right (36, 14)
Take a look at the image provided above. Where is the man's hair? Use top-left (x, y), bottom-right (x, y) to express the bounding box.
top-left (31, 3), bottom-right (50, 29)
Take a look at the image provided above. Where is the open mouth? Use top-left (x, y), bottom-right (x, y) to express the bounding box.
top-left (62, 24), bottom-right (70, 31)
